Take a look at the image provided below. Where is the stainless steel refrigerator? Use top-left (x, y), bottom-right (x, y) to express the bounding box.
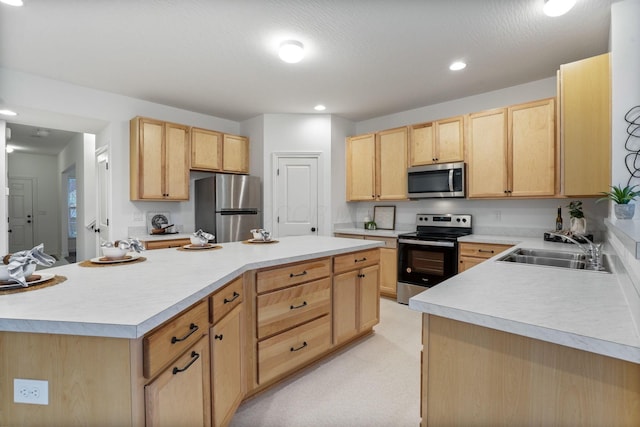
top-left (194, 175), bottom-right (263, 243)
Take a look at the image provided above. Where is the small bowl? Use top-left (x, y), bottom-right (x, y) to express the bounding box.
top-left (101, 246), bottom-right (128, 260)
top-left (190, 236), bottom-right (208, 246)
top-left (0, 263), bottom-right (36, 281)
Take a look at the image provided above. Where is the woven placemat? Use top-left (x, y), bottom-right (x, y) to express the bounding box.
top-left (176, 245), bottom-right (222, 252)
top-left (242, 239), bottom-right (279, 244)
top-left (78, 256), bottom-right (147, 268)
top-left (0, 275), bottom-right (67, 295)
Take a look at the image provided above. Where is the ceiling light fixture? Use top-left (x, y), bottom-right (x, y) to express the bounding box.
top-left (314, 104), bottom-right (326, 111)
top-left (449, 61), bottom-right (467, 71)
top-left (0, 0), bottom-right (24, 6)
top-left (279, 40), bottom-right (304, 64)
top-left (5, 146), bottom-right (14, 153)
top-left (0, 109), bottom-right (18, 116)
top-left (543, 0), bottom-right (576, 17)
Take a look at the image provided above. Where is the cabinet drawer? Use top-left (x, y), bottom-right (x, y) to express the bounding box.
top-left (333, 249), bottom-right (380, 274)
top-left (256, 258), bottom-right (331, 294)
top-left (144, 239), bottom-right (190, 250)
top-left (458, 242), bottom-right (512, 259)
top-left (211, 277), bottom-right (243, 325)
top-left (257, 278), bottom-right (331, 339)
top-left (258, 315), bottom-right (331, 385)
top-left (143, 300), bottom-right (209, 379)
top-left (365, 236), bottom-right (397, 249)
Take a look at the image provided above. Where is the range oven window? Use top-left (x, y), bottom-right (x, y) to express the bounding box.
top-left (408, 251), bottom-right (445, 276)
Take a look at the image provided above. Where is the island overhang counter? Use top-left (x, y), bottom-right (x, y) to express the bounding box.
top-left (0, 236), bottom-right (384, 427)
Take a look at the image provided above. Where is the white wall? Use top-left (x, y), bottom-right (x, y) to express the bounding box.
top-left (7, 152), bottom-right (60, 255)
top-left (330, 115), bottom-right (357, 226)
top-left (258, 114), bottom-right (332, 236)
top-left (58, 133), bottom-right (96, 260)
top-left (356, 77), bottom-right (557, 134)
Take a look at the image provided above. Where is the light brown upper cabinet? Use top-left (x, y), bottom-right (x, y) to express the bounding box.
top-left (191, 127), bottom-right (223, 171)
top-left (222, 134), bottom-right (249, 174)
top-left (346, 127), bottom-right (408, 201)
top-left (467, 98), bottom-right (556, 198)
top-left (560, 53), bottom-right (611, 196)
top-left (410, 116), bottom-right (464, 166)
top-left (130, 117), bottom-right (190, 201)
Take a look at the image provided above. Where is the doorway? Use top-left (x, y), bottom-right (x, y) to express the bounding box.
top-left (8, 178), bottom-right (35, 253)
top-left (273, 154), bottom-right (319, 237)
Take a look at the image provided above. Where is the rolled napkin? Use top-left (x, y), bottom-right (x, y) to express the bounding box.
top-left (7, 243), bottom-right (56, 287)
top-left (117, 238), bottom-right (145, 252)
top-left (194, 229), bottom-right (214, 241)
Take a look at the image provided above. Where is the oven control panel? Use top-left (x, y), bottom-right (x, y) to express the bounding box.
top-left (415, 214), bottom-right (471, 228)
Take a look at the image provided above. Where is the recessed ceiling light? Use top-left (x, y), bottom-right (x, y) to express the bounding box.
top-left (449, 61), bottom-right (467, 71)
top-left (543, 0), bottom-right (576, 17)
top-left (0, 109), bottom-right (18, 116)
top-left (314, 105), bottom-right (326, 111)
top-left (279, 40), bottom-right (304, 64)
top-left (0, 0), bottom-right (24, 6)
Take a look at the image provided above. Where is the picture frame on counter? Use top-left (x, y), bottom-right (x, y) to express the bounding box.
top-left (146, 211), bottom-right (172, 235)
top-left (373, 206), bottom-right (396, 230)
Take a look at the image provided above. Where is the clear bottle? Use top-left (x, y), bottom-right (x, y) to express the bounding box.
top-left (555, 207), bottom-right (563, 231)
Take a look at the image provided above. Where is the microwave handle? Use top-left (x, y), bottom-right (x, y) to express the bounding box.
top-left (448, 169), bottom-right (454, 192)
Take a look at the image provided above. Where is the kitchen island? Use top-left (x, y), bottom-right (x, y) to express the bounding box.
top-left (410, 235), bottom-right (640, 426)
top-left (0, 236), bottom-right (383, 427)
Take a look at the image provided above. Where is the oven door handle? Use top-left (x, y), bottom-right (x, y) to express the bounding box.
top-left (399, 239), bottom-right (455, 248)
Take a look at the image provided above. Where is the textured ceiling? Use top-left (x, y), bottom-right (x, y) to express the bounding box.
top-left (0, 0), bottom-right (613, 124)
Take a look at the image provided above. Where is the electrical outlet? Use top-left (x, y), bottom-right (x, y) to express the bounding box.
top-left (14, 379), bottom-right (48, 405)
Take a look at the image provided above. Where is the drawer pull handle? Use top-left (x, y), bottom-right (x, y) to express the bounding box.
top-left (478, 249), bottom-right (494, 253)
top-left (289, 270), bottom-right (308, 278)
top-left (172, 351), bottom-right (200, 375)
top-left (214, 334), bottom-right (224, 340)
top-left (355, 257), bottom-right (367, 263)
top-left (290, 301), bottom-right (308, 310)
top-left (224, 292), bottom-right (240, 304)
top-left (171, 323), bottom-right (199, 344)
top-left (290, 341), bottom-right (308, 352)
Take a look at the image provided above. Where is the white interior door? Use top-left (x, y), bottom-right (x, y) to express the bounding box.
top-left (8, 178), bottom-right (35, 252)
top-left (274, 156), bottom-right (318, 237)
top-left (96, 148), bottom-right (110, 254)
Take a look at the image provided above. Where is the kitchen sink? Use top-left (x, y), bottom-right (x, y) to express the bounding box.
top-left (497, 247), bottom-right (611, 273)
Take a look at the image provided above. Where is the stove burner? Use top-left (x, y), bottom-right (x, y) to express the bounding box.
top-left (402, 214), bottom-right (472, 241)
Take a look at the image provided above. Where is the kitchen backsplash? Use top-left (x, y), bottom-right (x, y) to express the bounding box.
top-left (347, 198), bottom-right (608, 240)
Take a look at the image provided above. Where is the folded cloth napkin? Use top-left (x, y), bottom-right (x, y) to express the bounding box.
top-left (194, 229), bottom-right (214, 241)
top-left (8, 243), bottom-right (56, 287)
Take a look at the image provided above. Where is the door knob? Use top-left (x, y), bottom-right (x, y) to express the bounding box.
top-left (311, 227), bottom-right (316, 232)
top-left (95, 228), bottom-right (101, 233)
top-left (27, 214), bottom-right (32, 218)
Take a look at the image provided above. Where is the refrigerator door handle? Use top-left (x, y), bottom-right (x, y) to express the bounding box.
top-left (219, 209), bottom-right (259, 215)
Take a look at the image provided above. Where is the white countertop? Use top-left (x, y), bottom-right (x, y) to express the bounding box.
top-left (333, 227), bottom-right (408, 238)
top-left (409, 234), bottom-right (640, 364)
top-left (0, 236), bottom-right (381, 339)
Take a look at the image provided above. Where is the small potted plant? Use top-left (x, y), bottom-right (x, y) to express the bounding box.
top-left (598, 184), bottom-right (640, 219)
top-left (567, 200), bottom-right (586, 234)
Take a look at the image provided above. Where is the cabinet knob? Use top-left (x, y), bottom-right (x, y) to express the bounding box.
top-left (214, 334), bottom-right (224, 340)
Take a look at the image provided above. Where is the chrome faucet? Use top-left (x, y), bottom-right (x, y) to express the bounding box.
top-left (547, 232), bottom-right (604, 271)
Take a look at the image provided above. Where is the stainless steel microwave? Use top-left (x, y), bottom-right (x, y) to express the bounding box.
top-left (407, 162), bottom-right (465, 199)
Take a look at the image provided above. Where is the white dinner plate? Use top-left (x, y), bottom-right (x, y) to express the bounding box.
top-left (247, 238), bottom-right (278, 244)
top-left (90, 253), bottom-right (141, 264)
top-left (0, 273), bottom-right (56, 290)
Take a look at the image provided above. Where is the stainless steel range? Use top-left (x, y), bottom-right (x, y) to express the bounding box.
top-left (397, 214), bottom-right (472, 304)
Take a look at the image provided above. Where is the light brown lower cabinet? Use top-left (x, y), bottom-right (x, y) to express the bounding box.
top-left (143, 238), bottom-right (191, 250)
top-left (421, 315), bottom-right (640, 427)
top-left (211, 305), bottom-right (243, 427)
top-left (458, 242), bottom-right (513, 273)
top-left (334, 233), bottom-right (397, 298)
top-left (145, 336), bottom-right (212, 427)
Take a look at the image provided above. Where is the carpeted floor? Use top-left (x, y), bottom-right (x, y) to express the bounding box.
top-left (230, 298), bottom-right (423, 427)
